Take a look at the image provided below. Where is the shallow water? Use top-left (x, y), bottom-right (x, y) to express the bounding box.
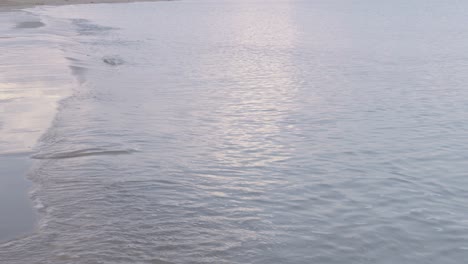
top-left (0, 9), bottom-right (74, 242)
top-left (2, 0), bottom-right (468, 263)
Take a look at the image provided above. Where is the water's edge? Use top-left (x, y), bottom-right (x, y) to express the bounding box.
top-left (3, 1), bottom-right (468, 263)
top-left (0, 7), bottom-right (77, 243)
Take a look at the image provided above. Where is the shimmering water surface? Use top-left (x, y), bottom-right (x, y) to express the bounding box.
top-left (1, 0), bottom-right (468, 263)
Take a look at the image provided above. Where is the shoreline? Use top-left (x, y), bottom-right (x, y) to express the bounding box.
top-left (1, 0), bottom-right (171, 243)
top-left (0, 0), bottom-right (169, 9)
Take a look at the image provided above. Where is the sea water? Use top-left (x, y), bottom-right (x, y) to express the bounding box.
top-left (1, 1), bottom-right (468, 263)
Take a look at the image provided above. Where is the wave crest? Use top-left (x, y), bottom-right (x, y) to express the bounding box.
top-left (31, 147), bottom-right (137, 160)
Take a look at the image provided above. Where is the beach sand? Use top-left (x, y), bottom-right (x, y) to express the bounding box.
top-left (0, 0), bottom-right (167, 9)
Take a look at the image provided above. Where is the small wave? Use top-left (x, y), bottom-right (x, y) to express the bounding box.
top-left (31, 147), bottom-right (137, 160)
top-left (102, 55), bottom-right (125, 66)
top-left (0, 97), bottom-right (23, 103)
top-left (15, 21), bottom-right (45, 29)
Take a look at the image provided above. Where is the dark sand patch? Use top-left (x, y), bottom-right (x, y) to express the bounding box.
top-left (15, 21), bottom-right (45, 29)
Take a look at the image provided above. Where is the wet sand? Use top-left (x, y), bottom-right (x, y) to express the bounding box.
top-left (0, 156), bottom-right (36, 242)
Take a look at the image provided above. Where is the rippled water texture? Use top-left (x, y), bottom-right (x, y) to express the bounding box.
top-left (2, 0), bottom-right (468, 263)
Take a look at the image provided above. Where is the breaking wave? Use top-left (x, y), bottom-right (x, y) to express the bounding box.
top-left (31, 147), bottom-right (138, 159)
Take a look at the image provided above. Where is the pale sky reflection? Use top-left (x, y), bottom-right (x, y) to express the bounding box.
top-left (0, 40), bottom-right (72, 155)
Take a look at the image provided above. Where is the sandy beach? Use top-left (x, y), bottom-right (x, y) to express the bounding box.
top-left (0, 0), bottom-right (167, 8)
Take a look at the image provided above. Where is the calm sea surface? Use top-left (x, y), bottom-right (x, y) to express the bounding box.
top-left (1, 0), bottom-right (468, 263)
